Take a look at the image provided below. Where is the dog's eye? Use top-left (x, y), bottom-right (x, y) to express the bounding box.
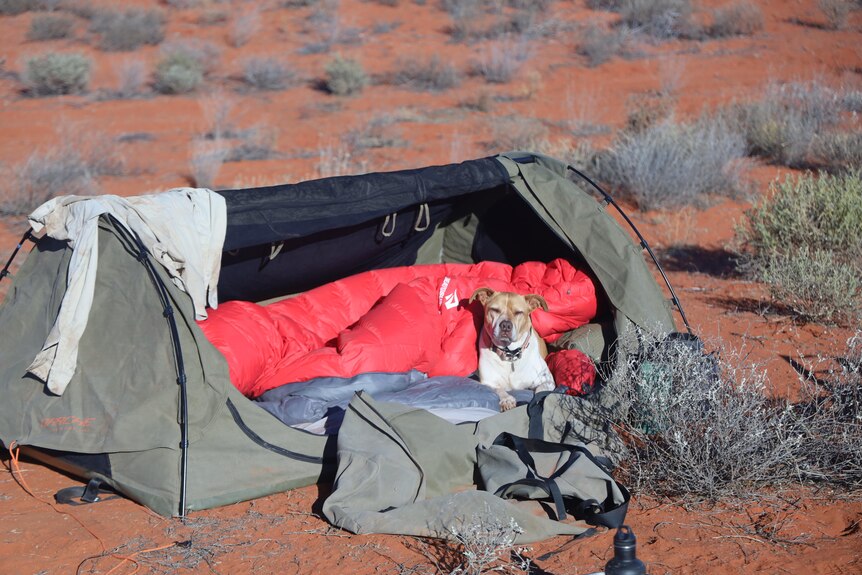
top-left (514, 311), bottom-right (524, 316)
top-left (489, 307), bottom-right (501, 314)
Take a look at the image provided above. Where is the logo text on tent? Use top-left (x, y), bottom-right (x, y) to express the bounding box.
top-left (40, 416), bottom-right (96, 430)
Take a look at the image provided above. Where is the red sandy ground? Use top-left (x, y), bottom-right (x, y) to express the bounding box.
top-left (1, 1), bottom-right (861, 573)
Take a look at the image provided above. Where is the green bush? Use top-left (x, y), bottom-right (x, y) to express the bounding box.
top-left (737, 171), bottom-right (862, 323)
top-left (323, 55), bottom-right (367, 96)
top-left (620, 0), bottom-right (694, 39)
top-left (154, 53), bottom-right (203, 94)
top-left (27, 14), bottom-right (76, 41)
top-left (23, 52), bottom-right (91, 96)
top-left (738, 171), bottom-right (862, 264)
top-left (759, 247), bottom-right (860, 324)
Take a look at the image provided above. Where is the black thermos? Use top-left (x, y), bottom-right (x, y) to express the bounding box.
top-left (604, 525), bottom-right (647, 575)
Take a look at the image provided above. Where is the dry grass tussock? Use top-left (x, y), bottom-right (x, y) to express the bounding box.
top-left (597, 328), bottom-right (862, 501)
top-left (0, 127), bottom-right (126, 216)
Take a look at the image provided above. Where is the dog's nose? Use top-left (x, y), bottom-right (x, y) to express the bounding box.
top-left (500, 319), bottom-right (513, 333)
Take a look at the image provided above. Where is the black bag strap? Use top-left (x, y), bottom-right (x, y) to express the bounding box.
top-left (54, 478), bottom-right (119, 506)
top-left (526, 390), bottom-right (562, 439)
top-left (492, 432), bottom-right (630, 527)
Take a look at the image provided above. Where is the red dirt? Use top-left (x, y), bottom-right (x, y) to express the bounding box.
top-left (1, 1), bottom-right (861, 574)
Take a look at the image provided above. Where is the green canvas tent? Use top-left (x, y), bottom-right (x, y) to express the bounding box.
top-left (0, 152), bottom-right (679, 539)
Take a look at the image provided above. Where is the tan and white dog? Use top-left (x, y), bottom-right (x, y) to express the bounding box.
top-left (470, 287), bottom-right (556, 411)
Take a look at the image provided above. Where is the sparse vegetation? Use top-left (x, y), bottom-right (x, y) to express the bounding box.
top-left (323, 54), bottom-right (368, 96)
top-left (391, 56), bottom-right (460, 91)
top-left (228, 7), bottom-right (261, 48)
top-left (594, 115), bottom-right (747, 210)
top-left (736, 171), bottom-right (862, 323)
top-left (89, 8), bottom-right (166, 52)
top-left (600, 328), bottom-right (862, 499)
top-left (447, 515), bottom-right (531, 575)
top-left (731, 80), bottom-right (843, 168)
top-left (619, 0), bottom-right (695, 39)
top-left (113, 58), bottom-right (147, 99)
top-left (0, 0), bottom-right (51, 15)
top-left (242, 57), bottom-right (297, 91)
top-left (818, 0), bottom-right (852, 30)
top-left (576, 24), bottom-right (627, 67)
top-left (0, 130), bottom-right (126, 216)
top-left (707, 3), bottom-right (764, 37)
top-left (27, 13), bottom-right (75, 41)
top-left (190, 139), bottom-right (227, 189)
top-left (485, 116), bottom-right (549, 152)
top-left (470, 41), bottom-right (529, 84)
top-left (22, 52), bottom-right (91, 96)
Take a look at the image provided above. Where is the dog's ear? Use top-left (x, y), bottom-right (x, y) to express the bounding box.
top-left (470, 287), bottom-right (495, 305)
top-left (525, 294), bottom-right (549, 312)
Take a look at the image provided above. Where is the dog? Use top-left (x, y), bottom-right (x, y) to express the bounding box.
top-left (470, 287), bottom-right (556, 411)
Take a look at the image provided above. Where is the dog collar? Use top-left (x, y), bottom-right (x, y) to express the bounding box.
top-left (491, 334), bottom-right (531, 371)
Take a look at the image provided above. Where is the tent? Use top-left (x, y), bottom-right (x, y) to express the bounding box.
top-left (0, 152), bottom-right (679, 538)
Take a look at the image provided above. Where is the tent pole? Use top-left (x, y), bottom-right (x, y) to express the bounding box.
top-left (107, 216), bottom-right (190, 517)
top-left (565, 165), bottom-right (693, 335)
top-left (0, 230), bottom-right (34, 284)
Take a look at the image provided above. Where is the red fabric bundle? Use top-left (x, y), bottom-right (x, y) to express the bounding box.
top-left (545, 349), bottom-right (596, 396)
top-left (199, 259), bottom-right (601, 397)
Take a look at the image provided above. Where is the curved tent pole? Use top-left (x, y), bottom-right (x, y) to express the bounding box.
top-left (106, 216), bottom-right (191, 518)
top-left (565, 165), bottom-right (693, 335)
top-left (0, 230), bottom-right (35, 283)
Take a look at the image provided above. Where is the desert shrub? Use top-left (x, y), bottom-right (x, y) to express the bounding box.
top-left (89, 8), bottom-right (165, 52)
top-left (154, 54), bottom-right (203, 94)
top-left (0, 131), bottom-right (125, 216)
top-left (732, 81), bottom-right (842, 167)
top-left (737, 171), bottom-right (862, 266)
top-left (795, 330), bottom-right (862, 488)
top-left (842, 90), bottom-right (862, 113)
top-left (0, 0), bottom-right (51, 15)
top-left (812, 131), bottom-right (862, 172)
top-left (485, 116), bottom-right (548, 152)
top-left (819, 0), bottom-right (852, 29)
top-left (343, 116), bottom-right (404, 149)
top-left (323, 54), bottom-right (368, 96)
top-left (707, 3), bottom-right (764, 37)
top-left (441, 0), bottom-right (481, 41)
top-left (22, 52), bottom-right (90, 96)
top-left (594, 116), bottom-right (746, 210)
top-left (153, 41), bottom-right (219, 95)
top-left (736, 171), bottom-right (862, 323)
top-left (228, 8), bottom-right (261, 48)
top-left (225, 127), bottom-right (279, 162)
top-left (623, 93), bottom-right (673, 133)
top-left (242, 57), bottom-right (296, 91)
top-left (619, 0), bottom-right (694, 39)
top-left (314, 143), bottom-right (368, 178)
top-left (27, 13), bottom-right (75, 41)
top-left (190, 139), bottom-right (227, 189)
top-left (160, 39), bottom-right (221, 77)
top-left (576, 24), bottom-right (627, 67)
top-left (448, 514), bottom-right (531, 575)
top-left (599, 332), bottom-right (802, 500)
top-left (470, 41), bottom-right (529, 84)
top-left (113, 58), bottom-right (147, 98)
top-left (585, 0), bottom-right (623, 9)
top-left (758, 247), bottom-right (860, 323)
top-left (391, 55), bottom-right (460, 91)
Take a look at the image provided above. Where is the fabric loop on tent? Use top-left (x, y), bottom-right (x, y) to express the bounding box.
top-left (413, 203), bottom-right (430, 232)
top-left (381, 212), bottom-right (397, 237)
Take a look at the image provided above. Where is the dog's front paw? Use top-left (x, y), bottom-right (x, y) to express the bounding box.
top-left (498, 393), bottom-right (517, 412)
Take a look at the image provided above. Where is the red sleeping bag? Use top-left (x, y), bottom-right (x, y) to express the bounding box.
top-left (199, 259), bottom-right (601, 398)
